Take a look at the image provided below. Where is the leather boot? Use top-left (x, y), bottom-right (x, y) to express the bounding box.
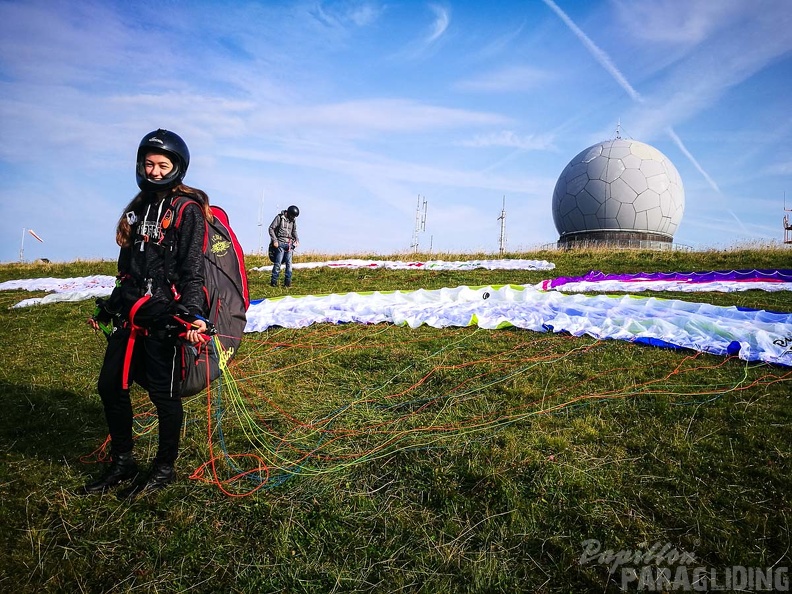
top-left (83, 451), bottom-right (139, 494)
top-left (141, 463), bottom-right (176, 493)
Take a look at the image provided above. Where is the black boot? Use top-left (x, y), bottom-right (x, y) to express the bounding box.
top-left (140, 462), bottom-right (176, 493)
top-left (82, 451), bottom-right (138, 494)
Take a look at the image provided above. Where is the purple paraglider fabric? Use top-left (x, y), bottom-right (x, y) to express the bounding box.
top-left (538, 269), bottom-right (792, 293)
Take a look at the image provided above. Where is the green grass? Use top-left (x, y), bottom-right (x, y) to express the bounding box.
top-left (0, 247), bottom-right (790, 593)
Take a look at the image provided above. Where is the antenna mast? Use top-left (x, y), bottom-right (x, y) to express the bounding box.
top-left (498, 196), bottom-right (507, 257)
top-left (410, 194), bottom-right (427, 254)
top-left (257, 192), bottom-right (266, 255)
top-left (784, 191), bottom-right (792, 245)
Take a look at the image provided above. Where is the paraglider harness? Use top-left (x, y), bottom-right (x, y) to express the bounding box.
top-left (267, 239), bottom-right (293, 263)
top-left (93, 195), bottom-right (249, 398)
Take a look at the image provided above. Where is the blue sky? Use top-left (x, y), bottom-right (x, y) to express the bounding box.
top-left (1, 0), bottom-right (790, 263)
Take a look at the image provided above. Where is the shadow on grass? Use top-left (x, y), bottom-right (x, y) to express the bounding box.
top-left (0, 380), bottom-right (105, 463)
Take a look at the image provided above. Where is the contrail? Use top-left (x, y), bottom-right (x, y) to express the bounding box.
top-left (541, 0), bottom-right (721, 193)
top-left (540, 0), bottom-right (642, 103)
top-left (665, 128), bottom-right (720, 193)
top-left (727, 209), bottom-right (749, 233)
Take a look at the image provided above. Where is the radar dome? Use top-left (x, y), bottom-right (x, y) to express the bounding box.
top-left (551, 139), bottom-right (685, 247)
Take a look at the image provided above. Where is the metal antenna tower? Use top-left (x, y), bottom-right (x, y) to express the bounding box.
top-left (497, 196), bottom-right (507, 257)
top-left (784, 191), bottom-right (792, 245)
top-left (410, 194), bottom-right (427, 253)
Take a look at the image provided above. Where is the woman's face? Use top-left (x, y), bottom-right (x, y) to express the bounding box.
top-left (144, 152), bottom-right (174, 182)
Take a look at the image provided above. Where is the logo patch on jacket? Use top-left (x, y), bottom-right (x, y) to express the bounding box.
top-left (211, 235), bottom-right (231, 257)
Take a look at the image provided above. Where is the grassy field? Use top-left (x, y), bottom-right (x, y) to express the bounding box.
top-left (0, 247), bottom-right (790, 593)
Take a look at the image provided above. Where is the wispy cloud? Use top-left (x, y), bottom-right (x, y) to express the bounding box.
top-left (613, 0), bottom-right (747, 45)
top-left (461, 131), bottom-right (556, 151)
top-left (765, 160), bottom-right (792, 176)
top-left (311, 0), bottom-right (385, 28)
top-left (455, 66), bottom-right (553, 93)
top-left (397, 3), bottom-right (451, 58)
top-left (221, 143), bottom-right (552, 196)
top-left (246, 99), bottom-right (507, 137)
top-left (426, 3), bottom-right (450, 45)
top-left (344, 1), bottom-right (385, 27)
top-left (474, 22), bottom-right (526, 59)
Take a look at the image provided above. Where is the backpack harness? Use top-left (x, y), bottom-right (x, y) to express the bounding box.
top-left (102, 195), bottom-right (249, 397)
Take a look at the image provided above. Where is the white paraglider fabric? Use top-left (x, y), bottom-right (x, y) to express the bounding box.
top-left (251, 258), bottom-right (556, 272)
top-left (246, 284), bottom-right (792, 367)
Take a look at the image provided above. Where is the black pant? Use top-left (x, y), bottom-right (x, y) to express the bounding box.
top-left (97, 329), bottom-right (184, 465)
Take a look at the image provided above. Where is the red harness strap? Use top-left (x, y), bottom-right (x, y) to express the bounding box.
top-left (121, 295), bottom-right (151, 390)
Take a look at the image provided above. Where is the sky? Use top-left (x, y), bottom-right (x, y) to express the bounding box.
top-left (1, 0), bottom-right (791, 263)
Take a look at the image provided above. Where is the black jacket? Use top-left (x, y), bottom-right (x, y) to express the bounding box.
top-left (116, 194), bottom-right (207, 324)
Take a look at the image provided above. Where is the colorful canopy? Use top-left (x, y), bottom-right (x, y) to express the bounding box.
top-left (246, 284), bottom-right (792, 366)
top-left (540, 269), bottom-right (792, 293)
top-left (3, 269), bottom-right (792, 367)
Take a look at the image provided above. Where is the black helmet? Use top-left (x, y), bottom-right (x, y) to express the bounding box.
top-left (136, 129), bottom-right (190, 192)
top-left (287, 205), bottom-right (300, 218)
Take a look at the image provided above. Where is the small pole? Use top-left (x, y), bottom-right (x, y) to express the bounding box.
top-left (19, 227), bottom-right (26, 262)
top-left (257, 192), bottom-right (265, 255)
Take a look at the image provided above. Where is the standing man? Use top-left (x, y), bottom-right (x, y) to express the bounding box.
top-left (268, 205), bottom-right (300, 287)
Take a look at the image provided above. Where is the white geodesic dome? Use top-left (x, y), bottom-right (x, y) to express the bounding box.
top-left (551, 139), bottom-right (685, 241)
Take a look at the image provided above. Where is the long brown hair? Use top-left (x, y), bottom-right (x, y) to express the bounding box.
top-left (115, 184), bottom-right (213, 248)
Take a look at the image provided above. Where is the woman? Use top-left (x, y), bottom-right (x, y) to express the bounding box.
top-left (84, 129), bottom-right (210, 495)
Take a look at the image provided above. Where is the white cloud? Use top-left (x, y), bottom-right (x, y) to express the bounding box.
top-left (621, 1), bottom-right (792, 132)
top-left (474, 22), bottom-right (526, 59)
top-left (245, 99), bottom-right (507, 135)
top-left (396, 2), bottom-right (451, 59)
top-left (613, 0), bottom-right (748, 45)
top-left (311, 0), bottom-right (385, 28)
top-left (347, 3), bottom-right (384, 26)
top-left (764, 160), bottom-right (792, 176)
top-left (461, 131), bottom-right (556, 151)
top-left (221, 143), bottom-right (553, 196)
top-left (426, 4), bottom-right (451, 45)
top-left (455, 66), bottom-right (553, 93)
